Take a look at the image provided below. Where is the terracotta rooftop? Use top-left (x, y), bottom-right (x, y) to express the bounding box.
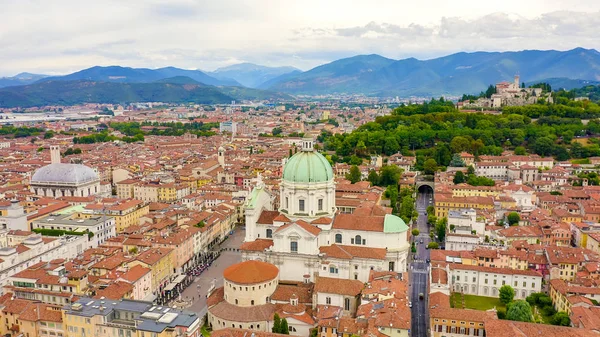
top-left (223, 260), bottom-right (279, 285)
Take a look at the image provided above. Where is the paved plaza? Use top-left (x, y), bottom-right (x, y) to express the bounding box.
top-left (178, 227), bottom-right (244, 318)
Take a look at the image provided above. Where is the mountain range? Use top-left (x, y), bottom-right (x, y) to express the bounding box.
top-left (207, 63), bottom-right (301, 88)
top-left (2, 48), bottom-right (600, 107)
top-left (267, 48), bottom-right (600, 96)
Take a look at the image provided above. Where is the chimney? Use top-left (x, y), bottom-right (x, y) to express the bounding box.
top-left (50, 145), bottom-right (60, 164)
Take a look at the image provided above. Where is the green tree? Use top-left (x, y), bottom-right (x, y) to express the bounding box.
top-left (346, 165), bottom-right (362, 184)
top-left (499, 285), bottom-right (515, 305)
top-left (450, 136), bottom-right (471, 153)
top-left (506, 300), bottom-right (533, 322)
top-left (507, 212), bottom-right (521, 226)
top-left (449, 153), bottom-right (465, 167)
top-left (272, 313), bottom-right (281, 333)
top-left (272, 127), bottom-right (283, 136)
top-left (532, 137), bottom-right (555, 157)
top-left (467, 165), bottom-right (475, 175)
top-left (399, 196), bottom-right (415, 223)
top-left (551, 312), bottom-right (570, 326)
top-left (383, 136), bottom-right (400, 155)
top-left (423, 158), bottom-right (438, 175)
top-left (435, 217), bottom-right (447, 242)
top-left (385, 185), bottom-right (399, 213)
top-left (427, 242), bottom-right (439, 249)
top-left (453, 171), bottom-right (466, 184)
top-left (43, 131), bottom-right (54, 139)
top-left (280, 318), bottom-right (289, 334)
top-left (412, 229), bottom-right (420, 236)
top-left (379, 165), bottom-right (402, 186)
top-left (514, 146), bottom-right (527, 155)
top-left (367, 170), bottom-right (379, 186)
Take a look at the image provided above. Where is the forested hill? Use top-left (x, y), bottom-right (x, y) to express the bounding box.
top-left (319, 92), bottom-right (600, 171)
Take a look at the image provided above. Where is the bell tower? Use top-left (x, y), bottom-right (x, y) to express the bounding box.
top-left (218, 146), bottom-right (225, 168)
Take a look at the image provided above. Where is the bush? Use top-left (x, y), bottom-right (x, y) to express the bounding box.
top-left (412, 229), bottom-right (420, 236)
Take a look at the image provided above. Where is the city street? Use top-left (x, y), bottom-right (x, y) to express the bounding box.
top-left (410, 186), bottom-right (433, 337)
top-left (177, 228), bottom-right (244, 318)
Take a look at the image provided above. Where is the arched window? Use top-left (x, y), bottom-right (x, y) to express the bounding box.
top-left (285, 197), bottom-right (289, 209)
top-left (335, 234), bottom-right (342, 244)
top-left (266, 229), bottom-right (273, 238)
top-left (355, 235), bottom-right (362, 245)
top-left (251, 300), bottom-right (254, 305)
top-left (235, 299), bottom-right (238, 304)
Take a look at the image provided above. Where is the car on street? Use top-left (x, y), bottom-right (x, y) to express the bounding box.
top-left (426, 258), bottom-right (430, 263)
top-left (419, 293), bottom-right (424, 300)
top-left (409, 301), bottom-right (412, 308)
top-left (420, 239), bottom-right (423, 244)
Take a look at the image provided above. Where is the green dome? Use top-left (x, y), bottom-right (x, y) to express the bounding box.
top-left (283, 151), bottom-right (334, 183)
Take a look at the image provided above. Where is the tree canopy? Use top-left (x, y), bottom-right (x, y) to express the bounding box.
top-left (499, 285), bottom-right (515, 305)
top-left (506, 300), bottom-right (533, 322)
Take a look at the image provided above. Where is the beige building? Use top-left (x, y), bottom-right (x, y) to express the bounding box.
top-left (208, 260), bottom-right (279, 332)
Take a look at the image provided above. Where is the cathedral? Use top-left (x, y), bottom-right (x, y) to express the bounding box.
top-left (241, 137), bottom-right (410, 282)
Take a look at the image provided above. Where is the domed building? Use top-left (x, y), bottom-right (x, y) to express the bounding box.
top-left (30, 146), bottom-right (101, 197)
top-left (207, 260), bottom-right (315, 336)
top-left (208, 260), bottom-right (278, 331)
top-left (242, 137), bottom-right (409, 283)
top-left (280, 138), bottom-right (336, 220)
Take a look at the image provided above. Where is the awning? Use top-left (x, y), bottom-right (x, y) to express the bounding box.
top-left (164, 282), bottom-right (177, 292)
top-left (172, 274), bottom-right (186, 284)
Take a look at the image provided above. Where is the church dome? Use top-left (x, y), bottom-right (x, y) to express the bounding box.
top-left (31, 163), bottom-right (99, 185)
top-left (282, 151), bottom-right (333, 183)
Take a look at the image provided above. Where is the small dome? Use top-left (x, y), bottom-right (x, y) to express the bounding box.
top-left (31, 163), bottom-right (99, 185)
top-left (223, 260), bottom-right (278, 284)
top-left (283, 151), bottom-right (333, 183)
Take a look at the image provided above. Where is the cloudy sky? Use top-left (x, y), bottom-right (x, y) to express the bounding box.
top-left (1, 0), bottom-right (600, 76)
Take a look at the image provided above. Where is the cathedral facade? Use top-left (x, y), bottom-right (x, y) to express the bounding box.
top-left (241, 137), bottom-right (410, 283)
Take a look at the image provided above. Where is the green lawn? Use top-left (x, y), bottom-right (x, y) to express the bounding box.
top-left (450, 293), bottom-right (506, 313)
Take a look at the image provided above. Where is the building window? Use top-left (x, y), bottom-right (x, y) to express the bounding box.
top-left (299, 200), bottom-right (305, 212)
top-left (335, 234), bottom-right (342, 243)
top-left (344, 298), bottom-right (351, 311)
top-left (355, 235), bottom-right (362, 245)
top-left (290, 241), bottom-right (298, 253)
top-left (266, 229), bottom-right (272, 238)
top-left (251, 300), bottom-right (254, 305)
top-left (329, 266), bottom-right (338, 274)
top-left (326, 297), bottom-right (331, 305)
top-left (285, 197), bottom-right (289, 209)
top-left (318, 199), bottom-right (323, 211)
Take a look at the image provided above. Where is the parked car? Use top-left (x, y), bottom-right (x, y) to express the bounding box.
top-left (409, 301), bottom-right (412, 308)
top-left (419, 293), bottom-right (424, 300)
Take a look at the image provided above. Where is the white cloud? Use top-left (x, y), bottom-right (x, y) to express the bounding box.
top-left (0, 0), bottom-right (599, 76)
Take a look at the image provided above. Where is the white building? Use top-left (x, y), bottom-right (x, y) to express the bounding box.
top-left (242, 137), bottom-right (410, 283)
top-left (30, 146), bottom-right (101, 197)
top-left (31, 209), bottom-right (115, 248)
top-left (448, 264), bottom-right (542, 299)
top-left (0, 233), bottom-right (87, 292)
top-left (0, 200), bottom-right (28, 231)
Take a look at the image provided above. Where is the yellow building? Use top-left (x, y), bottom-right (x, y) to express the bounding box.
top-left (115, 179), bottom-right (138, 199)
top-left (450, 185), bottom-right (501, 198)
top-left (84, 199), bottom-right (149, 232)
top-left (128, 247), bottom-right (174, 292)
top-left (434, 196), bottom-right (494, 219)
top-left (430, 307), bottom-right (492, 337)
top-left (0, 297), bottom-right (64, 337)
top-left (158, 183), bottom-right (177, 202)
top-left (63, 297), bottom-right (201, 337)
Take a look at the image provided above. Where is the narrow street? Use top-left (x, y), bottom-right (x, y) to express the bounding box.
top-left (410, 187), bottom-right (433, 337)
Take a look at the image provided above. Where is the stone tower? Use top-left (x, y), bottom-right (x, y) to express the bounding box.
top-left (218, 146), bottom-right (225, 168)
top-left (50, 145), bottom-right (60, 164)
